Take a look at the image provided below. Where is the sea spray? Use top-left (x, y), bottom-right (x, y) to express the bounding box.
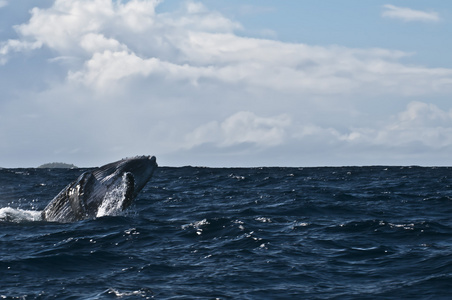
top-left (96, 173), bottom-right (131, 218)
top-left (0, 207), bottom-right (43, 222)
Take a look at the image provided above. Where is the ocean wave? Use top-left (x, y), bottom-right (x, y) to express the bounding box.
top-left (0, 207), bottom-right (42, 223)
top-left (1, 166), bottom-right (452, 299)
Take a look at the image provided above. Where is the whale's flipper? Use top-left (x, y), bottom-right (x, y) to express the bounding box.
top-left (42, 172), bottom-right (96, 222)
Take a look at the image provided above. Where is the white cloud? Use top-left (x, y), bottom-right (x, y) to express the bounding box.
top-left (0, 1), bottom-right (7, 9)
top-left (382, 4), bottom-right (440, 23)
top-left (332, 102), bottom-right (452, 150)
top-left (16, 1), bottom-right (113, 54)
top-left (168, 2), bottom-right (241, 32)
top-left (181, 101), bottom-right (452, 166)
top-left (116, 0), bottom-right (159, 32)
top-left (79, 33), bottom-right (127, 53)
top-left (64, 32), bottom-right (452, 95)
top-left (1, 0), bottom-right (450, 96)
top-left (374, 102), bottom-right (452, 148)
top-left (1, 0), bottom-right (452, 167)
top-left (67, 49), bottom-right (216, 89)
top-left (68, 50), bottom-right (156, 88)
top-left (0, 39), bottom-right (42, 64)
top-left (185, 111), bottom-right (292, 148)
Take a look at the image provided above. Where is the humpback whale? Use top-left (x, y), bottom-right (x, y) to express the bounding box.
top-left (41, 156), bottom-right (157, 222)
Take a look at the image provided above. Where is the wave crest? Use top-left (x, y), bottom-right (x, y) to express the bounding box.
top-left (0, 207), bottom-right (43, 223)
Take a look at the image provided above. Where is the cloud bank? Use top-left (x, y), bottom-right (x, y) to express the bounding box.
top-left (0, 0), bottom-right (452, 167)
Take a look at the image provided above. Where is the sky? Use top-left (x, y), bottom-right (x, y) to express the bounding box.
top-left (1, 0), bottom-right (452, 167)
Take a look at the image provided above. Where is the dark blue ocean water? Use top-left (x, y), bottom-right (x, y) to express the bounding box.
top-left (1, 166), bottom-right (452, 299)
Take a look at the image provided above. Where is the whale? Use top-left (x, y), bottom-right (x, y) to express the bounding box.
top-left (41, 155), bottom-right (157, 222)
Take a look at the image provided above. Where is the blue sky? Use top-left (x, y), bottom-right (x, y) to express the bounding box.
top-left (1, 0), bottom-right (452, 167)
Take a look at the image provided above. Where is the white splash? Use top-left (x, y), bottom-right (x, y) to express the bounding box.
top-left (0, 207), bottom-right (43, 223)
top-left (96, 173), bottom-right (130, 218)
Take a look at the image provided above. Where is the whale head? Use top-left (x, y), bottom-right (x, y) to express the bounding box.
top-left (93, 155), bottom-right (158, 196)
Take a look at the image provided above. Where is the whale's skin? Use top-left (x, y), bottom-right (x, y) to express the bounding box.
top-left (41, 156), bottom-right (157, 222)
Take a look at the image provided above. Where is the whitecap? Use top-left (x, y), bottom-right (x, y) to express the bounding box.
top-left (0, 207), bottom-right (43, 223)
